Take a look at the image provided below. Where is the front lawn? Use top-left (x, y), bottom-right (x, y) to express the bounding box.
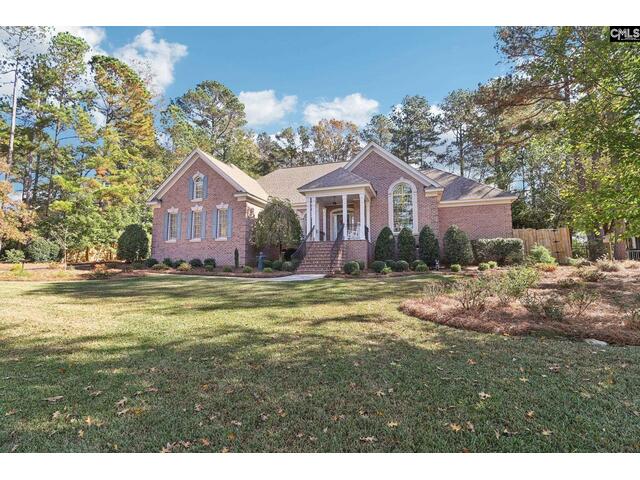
top-left (1, 276), bottom-right (639, 452)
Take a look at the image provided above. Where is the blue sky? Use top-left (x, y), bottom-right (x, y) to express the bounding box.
top-left (76, 27), bottom-right (504, 133)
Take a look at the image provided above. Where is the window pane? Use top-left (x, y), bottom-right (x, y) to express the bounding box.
top-left (194, 176), bottom-right (203, 199)
top-left (169, 213), bottom-right (177, 239)
top-left (392, 183), bottom-right (413, 232)
top-left (192, 211), bottom-right (201, 238)
top-left (218, 209), bottom-right (228, 238)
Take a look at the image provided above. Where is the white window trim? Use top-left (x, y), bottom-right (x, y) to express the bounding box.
top-left (190, 208), bottom-right (203, 241)
top-left (166, 208), bottom-right (179, 242)
top-left (388, 178), bottom-right (418, 234)
top-left (192, 171), bottom-right (204, 202)
top-left (216, 203), bottom-right (229, 240)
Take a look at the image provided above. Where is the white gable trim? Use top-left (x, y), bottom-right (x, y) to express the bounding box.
top-left (344, 142), bottom-right (442, 189)
top-left (147, 149), bottom-right (248, 204)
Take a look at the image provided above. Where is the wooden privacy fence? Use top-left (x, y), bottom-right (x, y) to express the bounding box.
top-left (513, 227), bottom-right (572, 260)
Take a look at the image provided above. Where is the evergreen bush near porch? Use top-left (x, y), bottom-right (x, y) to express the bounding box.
top-left (443, 225), bottom-right (474, 266)
top-left (418, 225), bottom-right (439, 266)
top-left (397, 227), bottom-right (416, 263)
top-left (117, 224), bottom-right (150, 262)
top-left (374, 227), bottom-right (395, 260)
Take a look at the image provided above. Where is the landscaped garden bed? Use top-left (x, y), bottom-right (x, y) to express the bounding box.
top-left (401, 261), bottom-right (640, 346)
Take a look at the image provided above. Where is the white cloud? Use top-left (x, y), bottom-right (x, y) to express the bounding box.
top-left (303, 93), bottom-right (379, 126)
top-left (239, 90), bottom-right (297, 127)
top-left (114, 29), bottom-right (187, 95)
top-left (59, 26), bottom-right (106, 53)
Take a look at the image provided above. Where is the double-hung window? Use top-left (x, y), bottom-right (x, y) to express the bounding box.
top-left (168, 212), bottom-right (178, 241)
top-left (191, 210), bottom-right (202, 239)
top-left (217, 208), bottom-right (228, 239)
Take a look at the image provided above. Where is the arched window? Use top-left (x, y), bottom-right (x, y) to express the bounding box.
top-left (193, 174), bottom-right (204, 200)
top-left (389, 180), bottom-right (416, 233)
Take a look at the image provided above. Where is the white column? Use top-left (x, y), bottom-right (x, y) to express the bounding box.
top-left (341, 194), bottom-right (348, 238)
top-left (358, 193), bottom-right (365, 240)
top-left (305, 196), bottom-right (311, 236)
top-left (311, 196), bottom-right (317, 241)
top-left (322, 207), bottom-right (327, 241)
top-left (365, 196), bottom-right (371, 241)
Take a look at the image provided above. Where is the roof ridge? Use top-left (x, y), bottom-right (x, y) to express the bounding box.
top-left (421, 166), bottom-right (508, 194)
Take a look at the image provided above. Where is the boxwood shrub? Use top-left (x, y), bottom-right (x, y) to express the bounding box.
top-left (395, 260), bottom-right (410, 272)
top-left (26, 237), bottom-right (60, 262)
top-left (117, 224), bottom-right (150, 262)
top-left (162, 257), bottom-right (173, 267)
top-left (411, 259), bottom-right (426, 271)
top-left (272, 260), bottom-right (283, 271)
top-left (282, 261), bottom-right (295, 272)
top-left (371, 260), bottom-right (386, 273)
top-left (374, 227), bottom-right (395, 261)
top-left (189, 258), bottom-right (203, 268)
top-left (415, 263), bottom-right (429, 272)
top-left (471, 238), bottom-right (524, 265)
top-left (443, 225), bottom-right (474, 266)
top-left (144, 258), bottom-right (159, 268)
top-left (397, 227), bottom-right (416, 263)
top-left (203, 258), bottom-right (216, 267)
top-left (450, 263), bottom-right (462, 272)
top-left (343, 260), bottom-right (360, 274)
top-left (418, 225), bottom-right (439, 266)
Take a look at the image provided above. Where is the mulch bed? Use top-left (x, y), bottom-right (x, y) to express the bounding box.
top-left (401, 265), bottom-right (640, 346)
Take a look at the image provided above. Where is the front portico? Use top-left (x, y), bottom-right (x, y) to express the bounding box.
top-left (298, 168), bottom-right (376, 242)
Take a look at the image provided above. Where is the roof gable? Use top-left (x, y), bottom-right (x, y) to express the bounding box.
top-left (344, 142), bottom-right (442, 189)
top-left (147, 149), bottom-right (268, 204)
top-left (421, 167), bottom-right (516, 202)
top-left (298, 168), bottom-right (371, 191)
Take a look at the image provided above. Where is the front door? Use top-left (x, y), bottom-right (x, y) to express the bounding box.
top-left (332, 209), bottom-right (355, 240)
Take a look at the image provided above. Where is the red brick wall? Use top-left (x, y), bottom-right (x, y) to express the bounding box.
top-left (151, 157), bottom-right (255, 266)
top-left (438, 203), bottom-right (513, 243)
top-left (344, 240), bottom-right (370, 266)
top-left (350, 151), bottom-right (439, 243)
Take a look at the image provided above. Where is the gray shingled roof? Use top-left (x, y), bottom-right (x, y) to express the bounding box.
top-left (421, 167), bottom-right (514, 201)
top-left (298, 168), bottom-right (371, 191)
top-left (257, 162), bottom-right (346, 204)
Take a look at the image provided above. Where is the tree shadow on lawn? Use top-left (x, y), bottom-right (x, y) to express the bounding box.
top-left (2, 315), bottom-right (640, 453)
top-left (21, 275), bottom-right (445, 315)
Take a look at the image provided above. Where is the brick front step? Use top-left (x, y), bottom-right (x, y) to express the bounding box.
top-left (296, 241), bottom-right (344, 273)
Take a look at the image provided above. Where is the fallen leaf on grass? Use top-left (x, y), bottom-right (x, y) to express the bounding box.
top-left (194, 403), bottom-right (203, 412)
top-left (230, 420), bottom-right (242, 426)
top-left (519, 377), bottom-right (529, 382)
top-left (44, 396), bottom-right (64, 403)
top-left (387, 421), bottom-right (399, 428)
top-left (5, 409), bottom-right (18, 416)
top-left (449, 423), bottom-right (462, 432)
top-left (115, 397), bottom-right (127, 408)
top-left (227, 432), bottom-right (236, 441)
top-left (542, 429), bottom-right (553, 436)
top-left (466, 358), bottom-right (477, 365)
top-left (200, 438), bottom-right (210, 446)
top-left (466, 422), bottom-right (475, 432)
top-left (526, 411), bottom-right (535, 418)
top-left (88, 390), bottom-right (103, 397)
top-left (478, 391), bottom-right (491, 400)
top-left (260, 413), bottom-right (269, 421)
top-left (360, 436), bottom-right (377, 443)
top-left (77, 429), bottom-right (84, 438)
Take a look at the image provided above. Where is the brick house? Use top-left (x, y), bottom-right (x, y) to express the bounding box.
top-left (147, 142), bottom-right (516, 271)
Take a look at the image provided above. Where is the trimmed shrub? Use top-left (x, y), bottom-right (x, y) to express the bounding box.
top-left (203, 258), bottom-right (216, 267)
top-left (263, 259), bottom-right (273, 269)
top-left (487, 260), bottom-right (498, 269)
top-left (204, 264), bottom-right (215, 272)
top-left (380, 266), bottom-right (392, 275)
top-left (418, 225), bottom-right (439, 266)
top-left (145, 258), bottom-right (159, 268)
top-left (176, 262), bottom-right (191, 271)
top-left (395, 260), bottom-right (410, 272)
top-left (4, 249), bottom-right (25, 263)
top-left (172, 259), bottom-right (186, 268)
top-left (415, 263), bottom-right (429, 272)
top-left (478, 262), bottom-right (489, 271)
top-left (131, 261), bottom-right (146, 270)
top-left (443, 225), bottom-right (473, 266)
top-left (234, 248), bottom-right (240, 268)
top-left (223, 266), bottom-right (233, 273)
top-left (471, 238), bottom-right (524, 265)
top-left (356, 260), bottom-right (365, 271)
top-left (189, 258), bottom-right (203, 268)
top-left (397, 227), bottom-right (416, 263)
top-left (26, 237), bottom-right (59, 262)
top-left (528, 244), bottom-right (555, 265)
top-left (450, 264), bottom-right (461, 272)
top-left (282, 261), bottom-right (295, 272)
top-left (242, 266), bottom-right (253, 273)
top-left (343, 261), bottom-right (360, 275)
top-left (163, 257), bottom-right (173, 267)
top-left (411, 259), bottom-right (425, 271)
top-left (151, 263), bottom-right (169, 271)
top-left (117, 224), bottom-right (150, 262)
top-left (263, 267), bottom-right (273, 273)
top-left (371, 260), bottom-right (386, 273)
top-left (374, 227), bottom-right (395, 261)
top-left (385, 259), bottom-right (397, 270)
top-left (272, 260), bottom-right (283, 271)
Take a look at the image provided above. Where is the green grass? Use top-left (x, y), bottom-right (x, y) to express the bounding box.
top-left (1, 275), bottom-right (639, 452)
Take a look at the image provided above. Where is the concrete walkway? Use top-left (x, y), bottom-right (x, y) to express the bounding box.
top-left (151, 272), bottom-right (325, 282)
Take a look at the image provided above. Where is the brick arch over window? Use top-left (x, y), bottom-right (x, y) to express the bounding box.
top-left (388, 178), bottom-right (418, 234)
